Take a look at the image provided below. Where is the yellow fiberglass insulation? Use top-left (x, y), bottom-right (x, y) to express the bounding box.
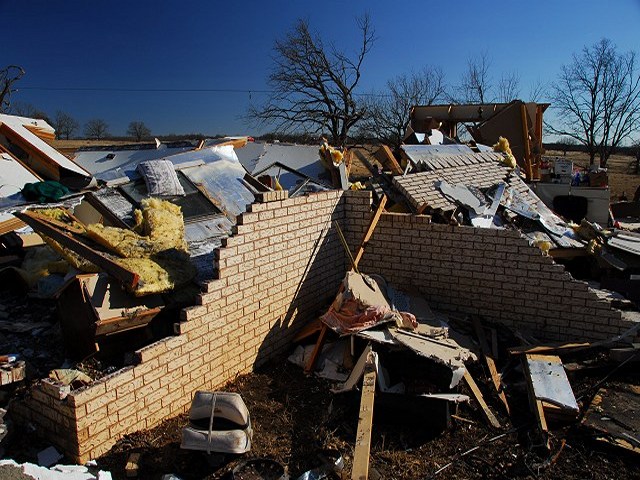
top-left (16, 246), bottom-right (69, 287)
top-left (85, 198), bottom-right (193, 295)
top-left (35, 208), bottom-right (85, 232)
top-left (140, 198), bottom-right (188, 251)
top-left (116, 252), bottom-right (196, 297)
top-left (41, 235), bottom-right (100, 273)
top-left (493, 136), bottom-right (517, 168)
top-left (85, 198), bottom-right (188, 259)
top-left (87, 198), bottom-right (196, 296)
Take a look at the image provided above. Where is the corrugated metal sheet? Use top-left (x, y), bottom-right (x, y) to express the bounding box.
top-left (238, 142), bottom-right (332, 187)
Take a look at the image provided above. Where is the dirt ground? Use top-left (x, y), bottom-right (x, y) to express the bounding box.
top-left (91, 353), bottom-right (640, 480)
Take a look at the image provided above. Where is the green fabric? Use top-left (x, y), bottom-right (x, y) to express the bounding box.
top-left (21, 181), bottom-right (70, 203)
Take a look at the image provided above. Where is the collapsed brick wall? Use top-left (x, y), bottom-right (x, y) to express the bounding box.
top-left (344, 194), bottom-right (633, 342)
top-left (12, 190), bottom-right (350, 462)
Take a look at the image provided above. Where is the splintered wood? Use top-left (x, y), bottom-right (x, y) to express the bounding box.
top-left (472, 317), bottom-right (509, 414)
top-left (463, 370), bottom-right (501, 429)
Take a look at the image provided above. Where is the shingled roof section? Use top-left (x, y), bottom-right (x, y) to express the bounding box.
top-left (401, 145), bottom-right (505, 172)
top-left (393, 154), bottom-right (511, 211)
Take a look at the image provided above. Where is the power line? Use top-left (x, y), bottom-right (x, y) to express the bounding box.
top-left (18, 86), bottom-right (389, 98)
top-left (20, 86), bottom-right (273, 93)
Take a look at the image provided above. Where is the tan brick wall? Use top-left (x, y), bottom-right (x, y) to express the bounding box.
top-left (344, 193), bottom-right (633, 342)
top-left (13, 189), bottom-right (350, 462)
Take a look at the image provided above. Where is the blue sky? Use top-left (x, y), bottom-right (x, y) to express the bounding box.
top-left (2, 0), bottom-right (640, 137)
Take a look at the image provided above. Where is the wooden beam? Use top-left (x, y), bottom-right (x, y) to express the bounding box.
top-left (243, 172), bottom-right (272, 193)
top-left (533, 104), bottom-right (544, 180)
top-left (523, 354), bottom-right (550, 449)
top-left (304, 324), bottom-right (328, 374)
top-left (15, 210), bottom-right (139, 290)
top-left (520, 104), bottom-right (533, 181)
top-left (353, 195), bottom-right (387, 269)
top-left (374, 146), bottom-right (403, 175)
top-left (548, 247), bottom-right (588, 259)
top-left (0, 217), bottom-right (26, 236)
top-left (334, 221), bottom-right (359, 273)
top-left (84, 193), bottom-right (132, 229)
top-left (0, 123), bottom-right (60, 180)
top-left (463, 370), bottom-right (501, 429)
top-left (352, 355), bottom-right (376, 480)
top-left (293, 317), bottom-right (323, 343)
top-left (508, 342), bottom-right (590, 356)
top-left (490, 328), bottom-right (499, 359)
top-left (0, 143), bottom-right (43, 181)
top-left (28, 209), bottom-right (85, 235)
top-left (416, 203), bottom-right (430, 215)
top-left (472, 317), bottom-right (510, 414)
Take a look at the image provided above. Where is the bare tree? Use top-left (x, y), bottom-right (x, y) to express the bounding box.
top-left (359, 67), bottom-right (446, 148)
top-left (248, 15), bottom-right (375, 146)
top-left (497, 71), bottom-right (520, 103)
top-left (559, 136), bottom-right (578, 156)
top-left (455, 51), bottom-right (493, 103)
top-left (527, 79), bottom-right (547, 103)
top-left (53, 111), bottom-right (79, 140)
top-left (549, 38), bottom-right (640, 166)
top-left (84, 119), bottom-right (109, 140)
top-left (0, 65), bottom-right (25, 113)
top-left (11, 101), bottom-right (51, 123)
top-left (127, 121), bottom-right (151, 141)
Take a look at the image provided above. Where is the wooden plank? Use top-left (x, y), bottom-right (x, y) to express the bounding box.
top-left (304, 324), bottom-right (328, 374)
top-left (463, 370), bottom-right (501, 429)
top-left (374, 145), bottom-right (403, 175)
top-left (84, 192), bottom-right (132, 229)
top-left (23, 124), bottom-right (56, 142)
top-left (520, 103), bottom-right (533, 181)
top-left (523, 353), bottom-right (550, 449)
top-left (293, 317), bottom-right (323, 343)
top-left (15, 210), bottom-right (139, 290)
top-left (0, 361), bottom-right (26, 386)
top-left (243, 172), bottom-right (272, 193)
top-left (353, 195), bottom-right (387, 268)
top-left (472, 317), bottom-right (509, 414)
top-left (28, 209), bottom-right (85, 235)
top-left (0, 217), bottom-right (26, 236)
top-left (508, 342), bottom-right (590, 355)
top-left (0, 143), bottom-right (43, 181)
top-left (352, 355), bottom-right (377, 480)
